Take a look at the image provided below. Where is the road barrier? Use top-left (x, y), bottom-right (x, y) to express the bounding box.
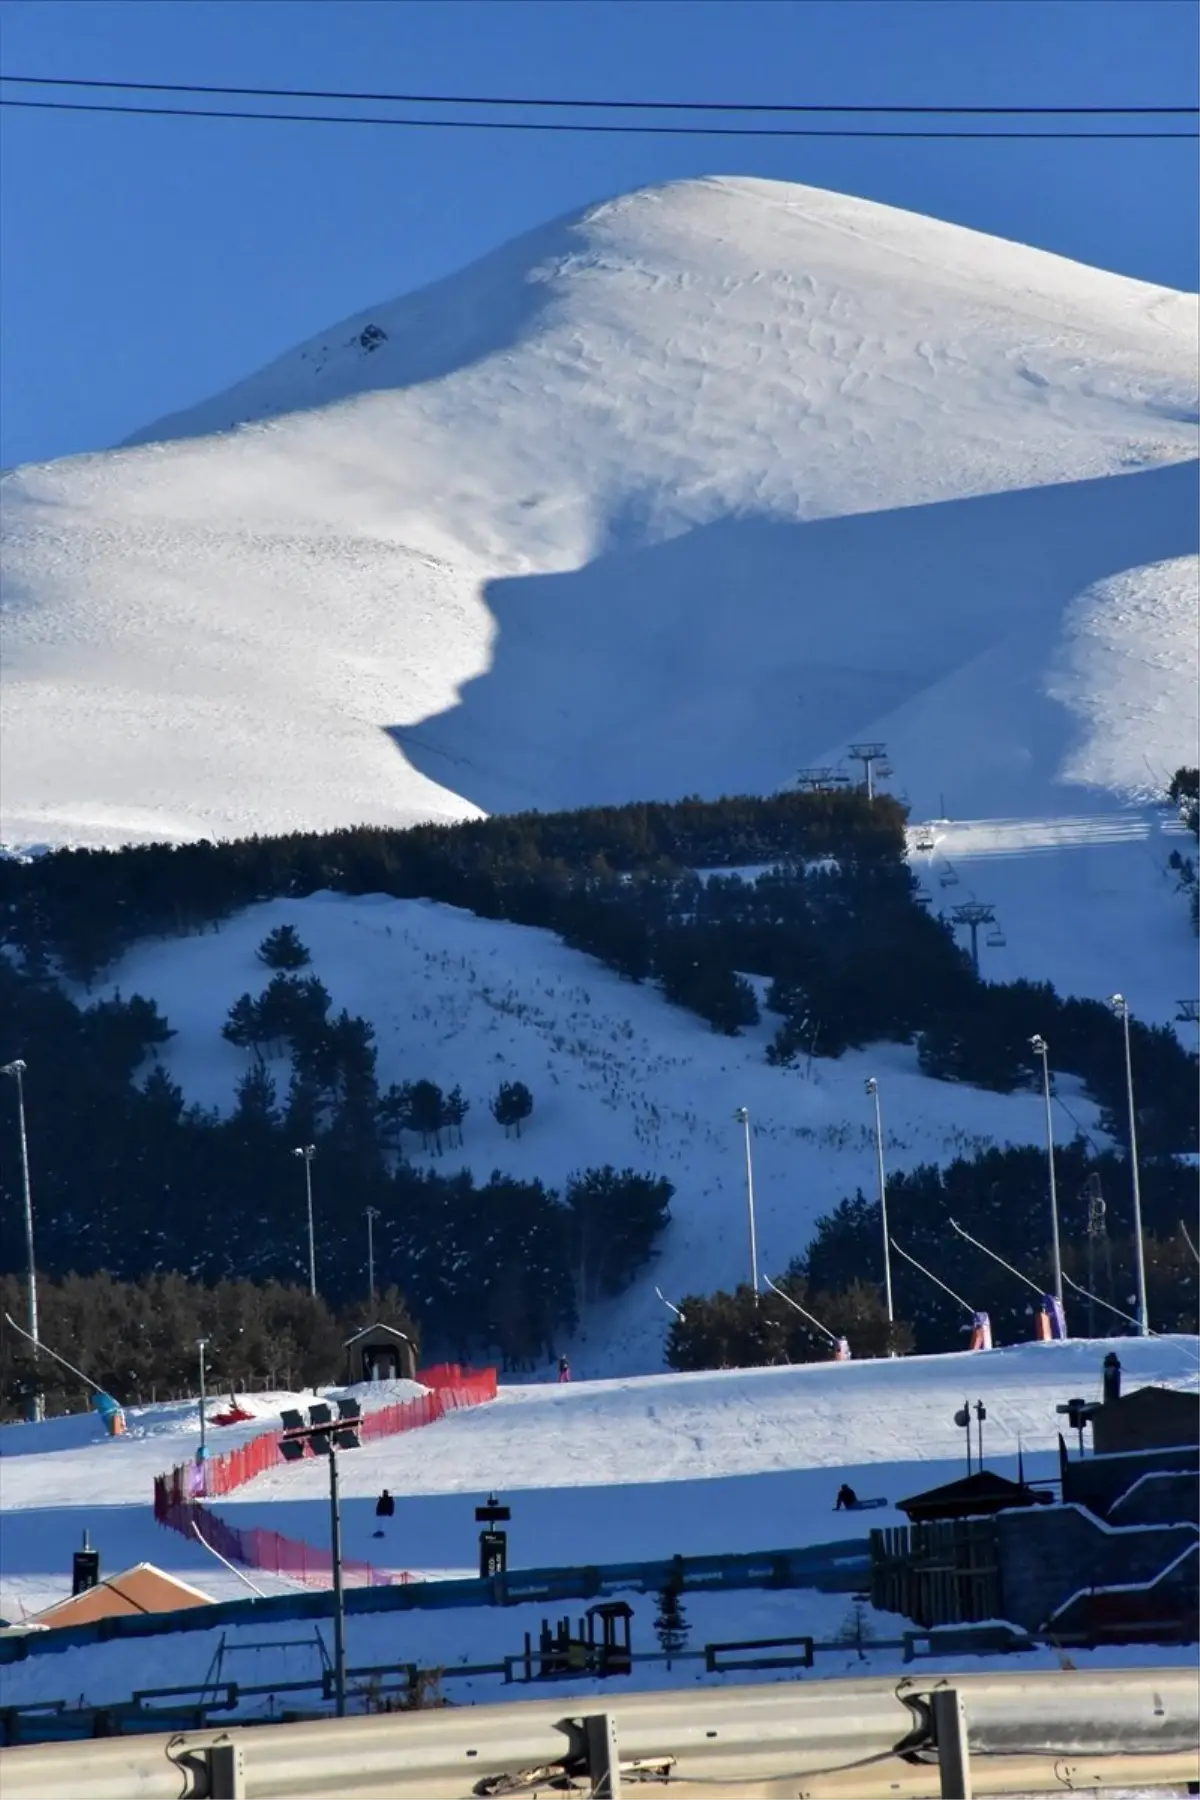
top-left (1, 1668), bottom-right (1195, 1800)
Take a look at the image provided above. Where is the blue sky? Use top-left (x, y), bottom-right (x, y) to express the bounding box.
top-left (1, 0), bottom-right (1196, 467)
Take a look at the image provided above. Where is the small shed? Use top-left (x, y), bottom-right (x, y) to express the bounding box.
top-left (33, 1564), bottom-right (213, 1630)
top-left (343, 1322), bottom-right (417, 1385)
top-left (896, 1470), bottom-right (1053, 1524)
top-left (1090, 1385), bottom-right (1198, 1457)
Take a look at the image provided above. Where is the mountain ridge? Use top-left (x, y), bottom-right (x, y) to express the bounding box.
top-left (1, 175), bottom-right (1196, 850)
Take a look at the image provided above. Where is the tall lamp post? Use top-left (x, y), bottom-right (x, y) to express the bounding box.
top-left (1, 1059), bottom-right (42, 1421)
top-left (196, 1337), bottom-right (210, 1468)
top-left (280, 1399), bottom-right (362, 1717)
top-left (292, 1145), bottom-right (317, 1297)
top-left (365, 1207), bottom-right (380, 1304)
top-left (864, 1079), bottom-right (895, 1332)
top-left (1109, 996), bottom-right (1149, 1336)
top-left (1029, 1036), bottom-right (1064, 1319)
top-left (733, 1108), bottom-right (760, 1303)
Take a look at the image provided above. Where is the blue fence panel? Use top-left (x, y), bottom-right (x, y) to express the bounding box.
top-left (0, 1537), bottom-right (870, 1665)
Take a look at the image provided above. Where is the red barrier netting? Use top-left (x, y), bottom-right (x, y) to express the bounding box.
top-left (153, 1366), bottom-right (496, 1587)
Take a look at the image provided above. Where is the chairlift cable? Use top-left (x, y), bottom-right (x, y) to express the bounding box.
top-left (3, 74), bottom-right (1196, 116)
top-left (0, 96), bottom-right (1194, 139)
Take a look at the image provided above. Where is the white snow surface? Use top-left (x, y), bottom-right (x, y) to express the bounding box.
top-left (82, 887), bottom-right (1144, 1383)
top-left (0, 1337), bottom-right (1194, 1709)
top-left (1, 175), bottom-right (1197, 848)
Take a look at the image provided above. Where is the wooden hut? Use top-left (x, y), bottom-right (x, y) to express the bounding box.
top-left (343, 1322), bottom-right (417, 1385)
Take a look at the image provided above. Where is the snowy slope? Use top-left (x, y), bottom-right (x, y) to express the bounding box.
top-left (1, 1337), bottom-right (1194, 1707)
top-left (91, 888), bottom-right (1135, 1380)
top-left (1, 176), bottom-right (1196, 848)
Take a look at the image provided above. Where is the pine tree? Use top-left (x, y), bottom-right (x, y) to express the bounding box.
top-left (407, 1080), bottom-right (446, 1153)
top-left (257, 924), bottom-right (312, 970)
top-left (653, 1578), bottom-right (689, 1667)
top-left (492, 1080), bottom-right (533, 1139)
top-left (443, 1085), bottom-right (469, 1147)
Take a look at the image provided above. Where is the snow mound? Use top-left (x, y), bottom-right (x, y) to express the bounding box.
top-left (1, 175), bottom-right (1196, 848)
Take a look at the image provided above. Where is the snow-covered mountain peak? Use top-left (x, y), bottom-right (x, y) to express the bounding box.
top-left (1, 175), bottom-right (1196, 848)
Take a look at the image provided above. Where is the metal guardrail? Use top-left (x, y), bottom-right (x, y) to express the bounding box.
top-left (0, 1667), bottom-right (1195, 1800)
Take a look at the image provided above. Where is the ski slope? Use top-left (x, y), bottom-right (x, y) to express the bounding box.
top-left (0, 1337), bottom-right (1194, 1710)
top-left (84, 885), bottom-right (1145, 1382)
top-left (1, 175), bottom-right (1196, 849)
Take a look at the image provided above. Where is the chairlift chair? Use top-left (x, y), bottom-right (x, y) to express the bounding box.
top-left (939, 871), bottom-right (960, 887)
top-left (985, 929), bottom-right (1007, 948)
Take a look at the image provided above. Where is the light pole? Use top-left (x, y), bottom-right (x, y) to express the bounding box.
top-left (733, 1108), bottom-right (760, 1302)
top-left (1, 1060), bottom-right (42, 1421)
top-left (1029, 1036), bottom-right (1064, 1318)
top-left (280, 1399), bottom-right (362, 1717)
top-left (365, 1207), bottom-right (380, 1304)
top-left (864, 1079), bottom-right (895, 1332)
top-left (196, 1337), bottom-right (210, 1467)
top-left (292, 1145), bottom-right (317, 1297)
top-left (1109, 996), bottom-right (1149, 1336)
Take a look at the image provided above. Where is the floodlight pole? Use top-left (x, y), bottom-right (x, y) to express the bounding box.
top-left (293, 1144), bottom-right (317, 1297)
top-left (865, 1079), bottom-right (895, 1334)
top-left (328, 1448), bottom-right (347, 1717)
top-left (1109, 995), bottom-right (1149, 1336)
top-left (365, 1207), bottom-right (379, 1303)
top-left (281, 1401), bottom-right (361, 1718)
top-left (1029, 1036), bottom-right (1064, 1318)
top-left (1, 1060), bottom-right (42, 1422)
top-left (734, 1108), bottom-right (760, 1303)
top-left (196, 1337), bottom-right (210, 1467)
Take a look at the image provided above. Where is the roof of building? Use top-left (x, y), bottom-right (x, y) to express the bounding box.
top-left (33, 1564), bottom-right (214, 1629)
top-left (1099, 1384), bottom-right (1196, 1416)
top-left (342, 1321), bottom-right (414, 1348)
top-left (897, 1469), bottom-right (1054, 1522)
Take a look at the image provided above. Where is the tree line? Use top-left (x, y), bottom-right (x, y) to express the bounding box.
top-left (0, 1272), bottom-right (419, 1420)
top-left (0, 942), bottom-right (672, 1367)
top-left (664, 1139), bottom-right (1197, 1372)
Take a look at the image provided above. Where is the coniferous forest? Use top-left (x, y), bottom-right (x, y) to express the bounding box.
top-left (0, 787), bottom-right (1196, 1405)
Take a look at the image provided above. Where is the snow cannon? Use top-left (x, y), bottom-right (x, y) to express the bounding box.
top-left (91, 1390), bottom-right (127, 1437)
top-left (968, 1312), bottom-right (993, 1352)
top-left (833, 1336), bottom-right (852, 1362)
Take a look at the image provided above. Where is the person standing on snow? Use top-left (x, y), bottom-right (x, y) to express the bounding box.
top-left (557, 1356), bottom-right (571, 1383)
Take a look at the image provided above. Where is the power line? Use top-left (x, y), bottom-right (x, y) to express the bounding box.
top-left (2, 74), bottom-right (1195, 116)
top-left (1, 97), bottom-right (1192, 139)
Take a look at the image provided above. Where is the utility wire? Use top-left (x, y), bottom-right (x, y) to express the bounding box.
top-left (2, 74), bottom-right (1196, 115)
top-left (1, 97), bottom-right (1192, 139)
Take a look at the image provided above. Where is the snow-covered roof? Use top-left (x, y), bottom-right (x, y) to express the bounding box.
top-left (342, 1322), bottom-right (414, 1348)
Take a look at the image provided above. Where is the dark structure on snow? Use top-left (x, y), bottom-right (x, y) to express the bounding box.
top-left (343, 1322), bottom-right (417, 1385)
top-left (871, 1354), bottom-right (1199, 1646)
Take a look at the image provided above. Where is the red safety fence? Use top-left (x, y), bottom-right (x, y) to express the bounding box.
top-left (160, 1497), bottom-right (414, 1589)
top-left (153, 1366), bottom-right (496, 1589)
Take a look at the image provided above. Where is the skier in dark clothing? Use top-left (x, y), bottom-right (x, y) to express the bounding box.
top-left (375, 1489), bottom-right (395, 1518)
top-left (557, 1356), bottom-right (571, 1383)
top-left (835, 1483), bottom-right (858, 1512)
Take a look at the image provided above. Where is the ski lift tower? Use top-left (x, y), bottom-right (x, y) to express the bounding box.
top-left (950, 902), bottom-right (997, 976)
top-left (848, 744), bottom-right (889, 802)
